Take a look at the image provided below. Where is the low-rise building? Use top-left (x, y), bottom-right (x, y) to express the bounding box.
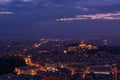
top-left (15, 66), bottom-right (39, 76)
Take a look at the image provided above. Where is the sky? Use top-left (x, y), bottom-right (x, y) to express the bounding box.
top-left (0, 0), bottom-right (120, 40)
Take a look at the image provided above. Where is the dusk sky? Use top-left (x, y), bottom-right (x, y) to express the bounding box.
top-left (0, 0), bottom-right (120, 40)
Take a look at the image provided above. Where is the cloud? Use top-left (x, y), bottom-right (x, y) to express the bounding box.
top-left (56, 12), bottom-right (120, 21)
top-left (0, 0), bottom-right (32, 4)
top-left (0, 11), bottom-right (14, 14)
top-left (0, 0), bottom-right (120, 16)
top-left (0, 0), bottom-right (12, 4)
top-left (0, 0), bottom-right (120, 11)
top-left (21, 0), bottom-right (32, 2)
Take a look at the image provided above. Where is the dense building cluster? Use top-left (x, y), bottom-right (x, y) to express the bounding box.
top-left (0, 36), bottom-right (120, 80)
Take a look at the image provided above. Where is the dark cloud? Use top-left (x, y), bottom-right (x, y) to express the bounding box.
top-left (0, 0), bottom-right (120, 14)
top-left (0, 0), bottom-right (120, 40)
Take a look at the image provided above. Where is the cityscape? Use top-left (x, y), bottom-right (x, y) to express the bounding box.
top-left (0, 36), bottom-right (120, 80)
top-left (0, 0), bottom-right (120, 80)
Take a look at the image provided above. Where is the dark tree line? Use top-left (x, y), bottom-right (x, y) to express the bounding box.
top-left (0, 56), bottom-right (26, 75)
